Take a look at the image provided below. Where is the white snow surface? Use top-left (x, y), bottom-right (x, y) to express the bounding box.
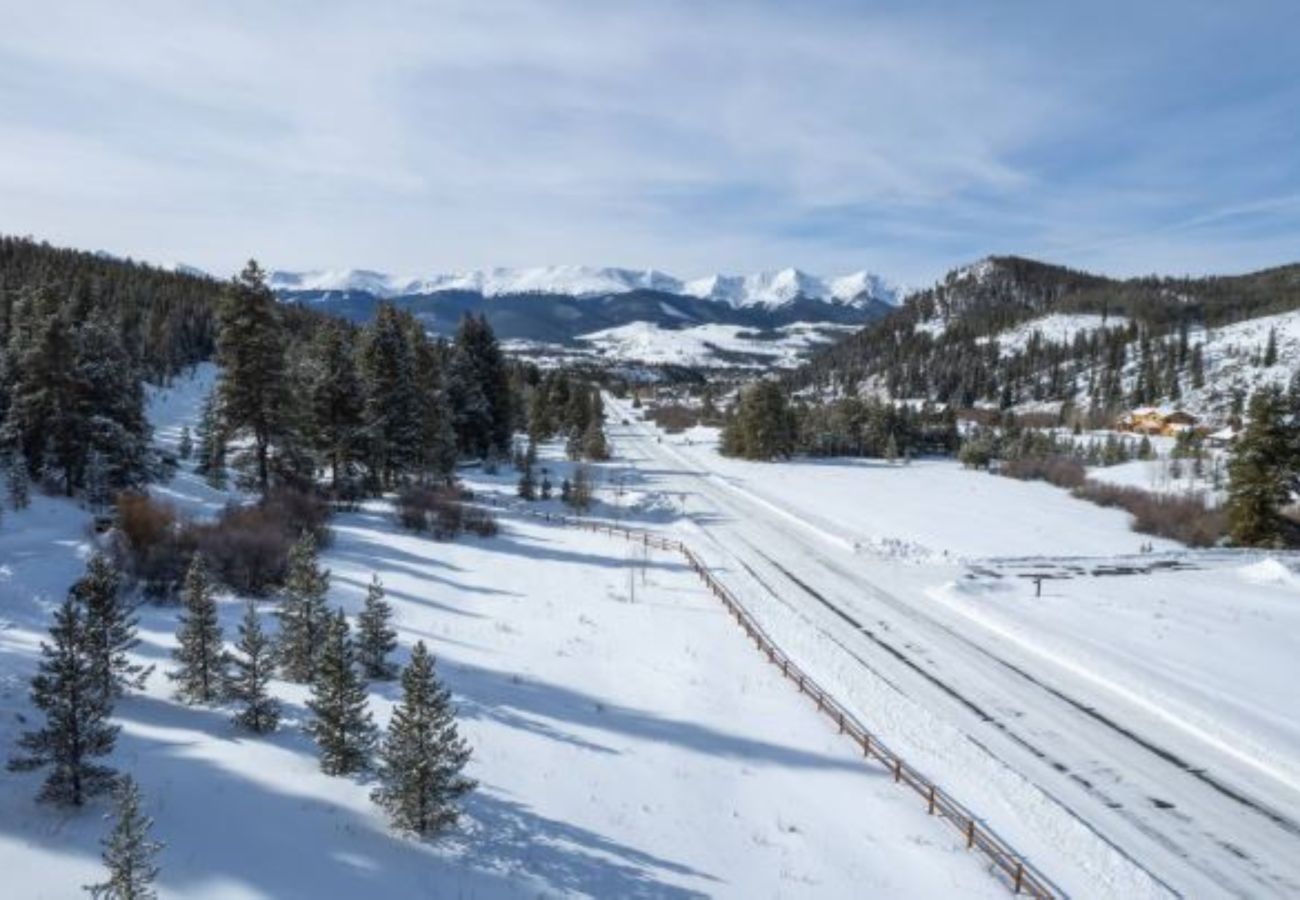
top-left (577, 321), bottom-right (858, 369)
top-left (0, 367), bottom-right (1003, 898)
top-left (985, 313), bottom-right (1129, 356)
top-left (269, 265), bottom-right (900, 309)
top-left (603, 396), bottom-right (1300, 897)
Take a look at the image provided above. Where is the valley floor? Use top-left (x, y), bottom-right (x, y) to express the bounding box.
top-left (0, 368), bottom-right (1002, 898)
top-left (603, 399), bottom-right (1300, 897)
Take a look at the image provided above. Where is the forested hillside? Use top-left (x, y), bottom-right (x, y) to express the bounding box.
top-left (793, 256), bottom-right (1300, 419)
top-left (0, 236), bottom-right (224, 498)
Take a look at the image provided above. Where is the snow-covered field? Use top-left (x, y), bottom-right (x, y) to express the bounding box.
top-left (604, 397), bottom-right (1300, 897)
top-left (0, 369), bottom-right (1003, 898)
top-left (576, 321), bottom-right (858, 369)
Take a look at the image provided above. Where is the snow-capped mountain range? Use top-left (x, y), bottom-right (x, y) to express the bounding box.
top-left (267, 265), bottom-right (902, 309)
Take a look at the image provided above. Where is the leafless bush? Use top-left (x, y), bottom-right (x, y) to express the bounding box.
top-left (110, 487), bottom-right (332, 598)
top-left (396, 484), bottom-right (496, 540)
top-left (642, 404), bottom-right (701, 434)
top-left (1001, 455), bottom-right (1087, 490)
top-left (1073, 481), bottom-right (1226, 547)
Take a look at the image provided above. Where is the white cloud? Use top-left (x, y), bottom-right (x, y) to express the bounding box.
top-left (0, 1), bottom-right (1295, 283)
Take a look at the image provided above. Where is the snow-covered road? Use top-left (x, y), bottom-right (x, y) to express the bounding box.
top-left (605, 397), bottom-right (1300, 898)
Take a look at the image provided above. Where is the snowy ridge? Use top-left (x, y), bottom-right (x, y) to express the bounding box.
top-left (269, 264), bottom-right (902, 309)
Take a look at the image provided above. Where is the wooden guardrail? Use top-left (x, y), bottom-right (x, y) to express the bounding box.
top-left (474, 495), bottom-right (1056, 898)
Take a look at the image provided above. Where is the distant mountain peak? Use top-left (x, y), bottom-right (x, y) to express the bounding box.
top-left (269, 264), bottom-right (902, 309)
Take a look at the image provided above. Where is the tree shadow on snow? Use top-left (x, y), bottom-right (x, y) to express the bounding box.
top-left (445, 660), bottom-right (869, 776)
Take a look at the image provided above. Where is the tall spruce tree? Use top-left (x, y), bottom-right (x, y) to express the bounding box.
top-left (371, 641), bottom-right (475, 835)
top-left (309, 320), bottom-right (365, 493)
top-left (168, 555), bottom-right (225, 704)
top-left (84, 776), bottom-right (163, 900)
top-left (360, 304), bottom-right (422, 489)
top-left (75, 555), bottom-right (150, 700)
top-left (448, 314), bottom-right (511, 458)
top-left (228, 600), bottom-right (280, 734)
top-left (193, 389), bottom-right (227, 489)
top-left (410, 328), bottom-right (458, 484)
top-left (357, 575), bottom-right (398, 681)
top-left (8, 597), bottom-right (119, 806)
top-left (276, 532), bottom-right (331, 682)
top-left (1227, 386), bottom-right (1297, 546)
top-left (215, 261), bottom-right (290, 495)
top-left (307, 609), bottom-right (377, 775)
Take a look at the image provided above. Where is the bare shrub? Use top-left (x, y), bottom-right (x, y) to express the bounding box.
top-left (111, 487), bottom-right (333, 598)
top-left (1073, 481), bottom-right (1226, 547)
top-left (111, 492), bottom-right (193, 599)
top-left (395, 484), bottom-right (497, 540)
top-left (1001, 456), bottom-right (1087, 490)
top-left (642, 404), bottom-right (701, 434)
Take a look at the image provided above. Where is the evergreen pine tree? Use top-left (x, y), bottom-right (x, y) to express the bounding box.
top-left (560, 477), bottom-right (572, 505)
top-left (371, 641), bottom-right (475, 835)
top-left (308, 320), bottom-right (365, 493)
top-left (8, 597), bottom-right (118, 806)
top-left (307, 609), bottom-right (377, 775)
top-left (517, 464), bottom-right (536, 501)
top-left (193, 389), bottom-right (227, 489)
top-left (360, 304), bottom-right (422, 488)
top-left (75, 555), bottom-right (150, 700)
top-left (581, 420), bottom-right (609, 461)
top-left (540, 470), bottom-right (553, 500)
top-left (1227, 387), bottom-right (1296, 547)
top-left (84, 776), bottom-right (163, 900)
top-left (215, 261), bottom-right (290, 495)
top-left (177, 426), bottom-right (192, 461)
top-left (276, 532), bottom-right (331, 683)
top-left (1264, 327), bottom-right (1279, 367)
top-left (168, 555), bottom-right (225, 704)
top-left (357, 575), bottom-right (398, 681)
top-left (228, 600), bottom-right (280, 734)
top-left (7, 450), bottom-right (31, 509)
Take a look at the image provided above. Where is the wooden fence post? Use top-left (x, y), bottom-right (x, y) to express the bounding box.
top-left (1014, 863), bottom-right (1024, 894)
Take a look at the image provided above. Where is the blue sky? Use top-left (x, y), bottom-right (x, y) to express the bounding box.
top-left (1, 0), bottom-right (1297, 284)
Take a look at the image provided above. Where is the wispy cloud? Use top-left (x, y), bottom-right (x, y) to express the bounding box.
top-left (0, 0), bottom-right (1296, 282)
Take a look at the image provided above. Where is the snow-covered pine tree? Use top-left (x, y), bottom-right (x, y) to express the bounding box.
top-left (276, 531), bottom-right (331, 682)
top-left (307, 609), bottom-right (377, 775)
top-left (177, 426), bottom-right (192, 461)
top-left (371, 641), bottom-right (475, 835)
top-left (7, 597), bottom-right (119, 806)
top-left (357, 575), bottom-right (398, 681)
top-left (1227, 386), bottom-right (1296, 546)
top-left (74, 312), bottom-right (152, 495)
top-left (193, 388), bottom-right (227, 489)
top-left (516, 464), bottom-right (536, 501)
top-left (84, 449), bottom-right (112, 513)
top-left (75, 555), bottom-right (150, 700)
top-left (7, 449), bottom-right (31, 509)
top-left (168, 555), bottom-right (225, 704)
top-left (581, 419), bottom-right (609, 461)
top-left (84, 775), bottom-right (163, 900)
top-left (228, 600), bottom-right (280, 733)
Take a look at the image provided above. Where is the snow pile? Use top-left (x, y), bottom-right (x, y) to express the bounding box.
top-left (1238, 557), bottom-right (1299, 589)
